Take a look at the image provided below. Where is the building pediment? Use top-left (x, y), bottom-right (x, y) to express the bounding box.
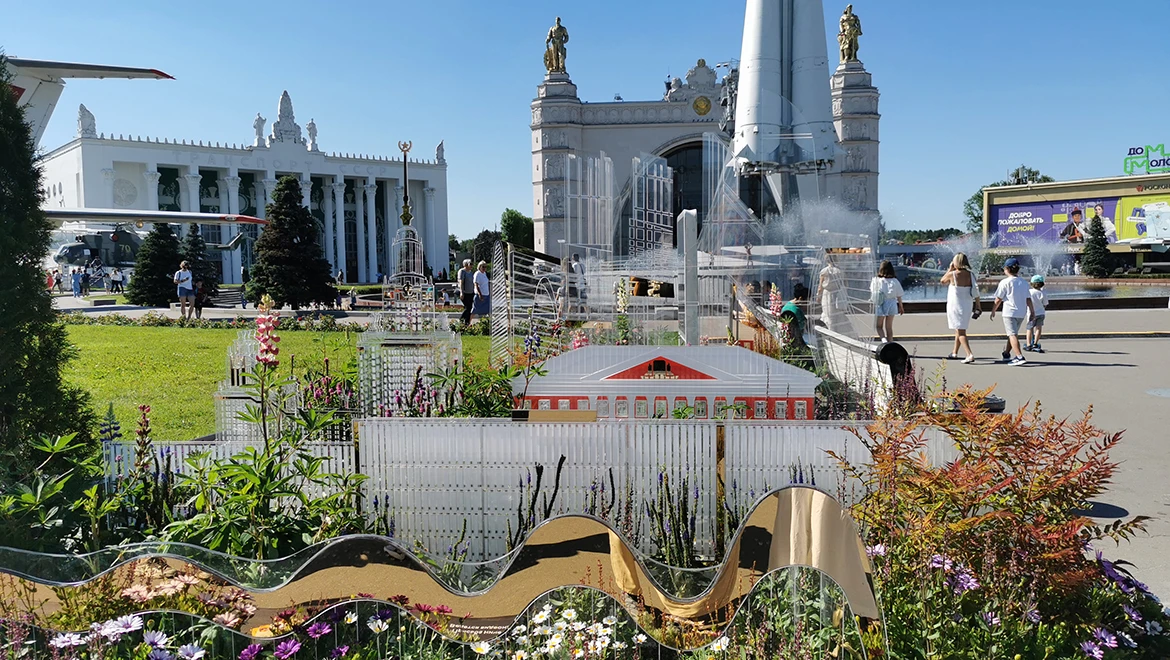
top-left (602, 357), bottom-right (718, 381)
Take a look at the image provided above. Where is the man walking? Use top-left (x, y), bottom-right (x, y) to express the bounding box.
top-left (458, 259), bottom-right (475, 324)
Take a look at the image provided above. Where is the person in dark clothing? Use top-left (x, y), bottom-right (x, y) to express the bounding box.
top-left (457, 259), bottom-right (475, 324)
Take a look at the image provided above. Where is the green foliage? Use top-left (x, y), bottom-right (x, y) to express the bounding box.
top-left (1082, 216), bottom-right (1111, 278)
top-left (246, 175), bottom-right (335, 309)
top-left (500, 208), bottom-right (534, 249)
top-left (0, 55), bottom-right (95, 466)
top-left (964, 165), bottom-right (1055, 234)
top-left (833, 389), bottom-right (1166, 659)
top-left (180, 223), bottom-right (219, 296)
top-left (881, 227), bottom-right (965, 244)
top-left (472, 229), bottom-right (501, 266)
top-left (126, 222), bottom-right (182, 307)
top-left (163, 364), bottom-right (367, 560)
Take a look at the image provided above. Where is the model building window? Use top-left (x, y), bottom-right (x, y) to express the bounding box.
top-left (694, 398), bottom-right (708, 418)
top-left (795, 400), bottom-right (808, 420)
top-left (654, 398), bottom-right (668, 418)
top-left (616, 398), bottom-right (629, 418)
top-left (538, 399), bottom-right (551, 410)
top-left (715, 398), bottom-right (728, 418)
top-left (673, 397), bottom-right (688, 414)
top-left (635, 399), bottom-right (648, 418)
top-left (597, 398), bottom-right (610, 418)
top-left (557, 399), bottom-right (570, 410)
top-left (774, 400), bottom-right (788, 419)
top-left (523, 399), bottom-right (533, 410)
top-left (579, 398), bottom-right (591, 410)
top-left (754, 400), bottom-right (767, 419)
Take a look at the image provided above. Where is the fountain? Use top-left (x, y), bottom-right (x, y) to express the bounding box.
top-left (1019, 234), bottom-right (1067, 278)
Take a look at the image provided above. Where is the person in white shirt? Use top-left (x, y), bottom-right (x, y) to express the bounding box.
top-left (472, 260), bottom-right (491, 319)
top-left (869, 260), bottom-right (904, 343)
top-left (173, 260), bottom-right (195, 320)
top-left (989, 258), bottom-right (1034, 365)
top-left (1024, 275), bottom-right (1050, 353)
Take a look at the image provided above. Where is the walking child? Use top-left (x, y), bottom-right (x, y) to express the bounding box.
top-left (1025, 275), bottom-right (1049, 352)
top-left (989, 258), bottom-right (1034, 366)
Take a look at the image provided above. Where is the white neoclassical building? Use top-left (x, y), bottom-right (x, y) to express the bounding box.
top-left (39, 91), bottom-right (449, 284)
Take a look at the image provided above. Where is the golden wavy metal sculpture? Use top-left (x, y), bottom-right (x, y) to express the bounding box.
top-left (0, 487), bottom-right (879, 651)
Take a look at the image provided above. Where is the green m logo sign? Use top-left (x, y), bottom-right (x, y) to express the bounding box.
top-left (1124, 144), bottom-right (1170, 175)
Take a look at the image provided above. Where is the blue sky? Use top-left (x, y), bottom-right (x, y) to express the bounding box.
top-left (9, 0), bottom-right (1170, 238)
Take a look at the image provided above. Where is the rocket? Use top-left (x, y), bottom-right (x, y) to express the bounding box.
top-left (732, 0), bottom-right (836, 167)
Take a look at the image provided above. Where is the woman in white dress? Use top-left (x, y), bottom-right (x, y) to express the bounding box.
top-left (818, 254), bottom-right (848, 333)
top-left (940, 253), bottom-right (978, 363)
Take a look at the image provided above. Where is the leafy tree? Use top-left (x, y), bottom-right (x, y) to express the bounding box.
top-left (963, 165), bottom-right (1055, 234)
top-left (1081, 217), bottom-right (1110, 278)
top-left (882, 228), bottom-right (965, 244)
top-left (0, 55), bottom-right (94, 465)
top-left (180, 223), bottom-right (219, 296)
top-left (500, 208), bottom-right (534, 250)
top-left (448, 234), bottom-right (460, 252)
top-left (126, 222), bottom-right (182, 307)
top-left (246, 175), bottom-right (334, 309)
top-left (472, 229), bottom-right (502, 266)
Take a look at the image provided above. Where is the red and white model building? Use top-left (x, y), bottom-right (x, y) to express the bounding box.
top-left (516, 346), bottom-right (821, 420)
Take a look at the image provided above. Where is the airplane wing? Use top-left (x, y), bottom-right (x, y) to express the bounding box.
top-left (7, 58), bottom-right (174, 82)
top-left (44, 207), bottom-right (265, 227)
top-left (7, 57), bottom-right (173, 147)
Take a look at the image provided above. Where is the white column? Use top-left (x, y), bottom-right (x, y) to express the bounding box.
top-left (253, 183), bottom-right (266, 220)
top-left (217, 176), bottom-right (234, 284)
top-left (424, 186), bottom-right (437, 277)
top-left (364, 181), bottom-right (378, 282)
top-left (181, 172), bottom-right (203, 238)
top-left (331, 180), bottom-right (347, 281)
top-left (143, 170), bottom-right (161, 211)
top-left (261, 177), bottom-right (277, 206)
top-left (222, 175), bottom-right (242, 285)
top-left (300, 176), bottom-right (312, 210)
top-left (102, 168), bottom-right (116, 207)
top-left (354, 180), bottom-right (366, 282)
top-left (323, 182), bottom-right (335, 270)
top-left (182, 173), bottom-right (202, 212)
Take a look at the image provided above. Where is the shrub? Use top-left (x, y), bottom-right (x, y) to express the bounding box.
top-left (833, 387), bottom-right (1168, 659)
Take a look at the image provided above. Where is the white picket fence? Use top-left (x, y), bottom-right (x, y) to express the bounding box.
top-left (104, 419), bottom-right (957, 561)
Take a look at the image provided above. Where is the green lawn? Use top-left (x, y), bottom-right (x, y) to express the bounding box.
top-left (65, 326), bottom-right (493, 441)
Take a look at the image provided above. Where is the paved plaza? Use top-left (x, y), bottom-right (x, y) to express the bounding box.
top-left (898, 309), bottom-right (1170, 598)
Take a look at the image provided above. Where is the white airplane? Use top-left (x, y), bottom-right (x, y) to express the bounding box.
top-left (11, 57), bottom-right (267, 235)
top-left (9, 57), bottom-right (173, 148)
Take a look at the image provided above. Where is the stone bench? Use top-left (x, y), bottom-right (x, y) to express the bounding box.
top-left (89, 298), bottom-right (118, 307)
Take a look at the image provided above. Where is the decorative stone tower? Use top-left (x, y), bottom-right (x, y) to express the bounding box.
top-left (531, 73), bottom-right (583, 255)
top-left (531, 17), bottom-right (584, 256)
top-left (829, 60), bottom-right (880, 215)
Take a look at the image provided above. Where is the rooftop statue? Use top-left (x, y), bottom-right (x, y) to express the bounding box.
top-left (838, 4), bottom-right (862, 63)
top-left (77, 104), bottom-right (97, 138)
top-left (252, 113), bottom-right (266, 146)
top-left (544, 17), bottom-right (569, 74)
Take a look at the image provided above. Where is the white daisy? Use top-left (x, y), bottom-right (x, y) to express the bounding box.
top-left (471, 641), bottom-right (491, 655)
top-left (710, 636), bottom-right (730, 652)
top-left (561, 608), bottom-right (577, 621)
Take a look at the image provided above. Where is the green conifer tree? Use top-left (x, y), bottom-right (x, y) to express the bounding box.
top-left (1081, 217), bottom-right (1110, 278)
top-left (126, 222), bottom-right (183, 307)
top-left (0, 55), bottom-right (94, 463)
top-left (181, 223), bottom-right (219, 296)
top-left (246, 176), bottom-right (334, 308)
